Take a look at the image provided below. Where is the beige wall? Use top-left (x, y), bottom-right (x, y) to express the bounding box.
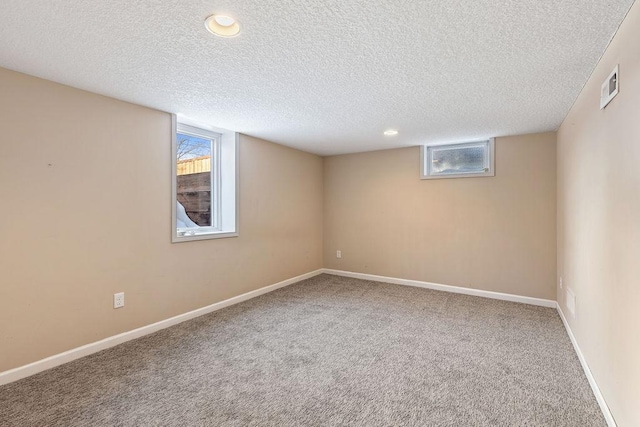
top-left (323, 133), bottom-right (557, 300)
top-left (557, 1), bottom-right (640, 425)
top-left (0, 68), bottom-right (323, 372)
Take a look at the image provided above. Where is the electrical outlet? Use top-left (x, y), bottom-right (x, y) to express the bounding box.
top-left (114, 292), bottom-right (125, 309)
top-left (559, 277), bottom-right (563, 289)
top-left (336, 250), bottom-right (342, 259)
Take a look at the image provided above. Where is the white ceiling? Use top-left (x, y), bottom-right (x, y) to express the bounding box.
top-left (0, 0), bottom-right (634, 155)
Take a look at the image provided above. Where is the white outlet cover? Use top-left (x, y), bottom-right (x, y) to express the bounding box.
top-left (114, 292), bottom-right (125, 309)
top-left (336, 250), bottom-right (342, 259)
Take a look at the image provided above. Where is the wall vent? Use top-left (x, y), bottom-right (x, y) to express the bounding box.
top-left (600, 65), bottom-right (619, 109)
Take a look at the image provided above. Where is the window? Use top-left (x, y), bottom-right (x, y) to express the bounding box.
top-left (421, 139), bottom-right (494, 179)
top-left (172, 115), bottom-right (238, 242)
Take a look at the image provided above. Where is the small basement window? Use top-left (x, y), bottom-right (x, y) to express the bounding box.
top-left (172, 116), bottom-right (238, 242)
top-left (421, 139), bottom-right (494, 179)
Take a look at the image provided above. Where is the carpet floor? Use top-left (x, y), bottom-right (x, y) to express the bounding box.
top-left (0, 274), bottom-right (604, 426)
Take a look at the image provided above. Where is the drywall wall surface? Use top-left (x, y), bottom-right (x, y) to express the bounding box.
top-left (557, 1), bottom-right (640, 425)
top-left (324, 132), bottom-right (557, 300)
top-left (0, 68), bottom-right (323, 371)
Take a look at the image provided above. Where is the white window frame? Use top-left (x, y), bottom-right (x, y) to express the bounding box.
top-left (172, 115), bottom-right (239, 243)
top-left (420, 138), bottom-right (495, 180)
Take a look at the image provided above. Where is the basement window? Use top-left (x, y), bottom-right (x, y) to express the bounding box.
top-left (172, 116), bottom-right (238, 242)
top-left (420, 139), bottom-right (494, 179)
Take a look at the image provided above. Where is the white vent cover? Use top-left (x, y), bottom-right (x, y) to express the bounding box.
top-left (600, 65), bottom-right (619, 109)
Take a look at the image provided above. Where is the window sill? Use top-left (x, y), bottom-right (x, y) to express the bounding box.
top-left (172, 230), bottom-right (239, 243)
top-left (420, 171), bottom-right (495, 180)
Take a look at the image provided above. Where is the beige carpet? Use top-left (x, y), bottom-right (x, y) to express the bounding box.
top-left (0, 274), bottom-right (604, 426)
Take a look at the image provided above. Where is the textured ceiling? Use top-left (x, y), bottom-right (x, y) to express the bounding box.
top-left (0, 0), bottom-right (634, 155)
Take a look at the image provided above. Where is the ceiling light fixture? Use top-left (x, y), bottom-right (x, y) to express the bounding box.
top-left (384, 129), bottom-right (399, 136)
top-left (205, 14), bottom-right (240, 38)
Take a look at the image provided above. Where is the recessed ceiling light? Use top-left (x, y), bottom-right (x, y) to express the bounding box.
top-left (205, 14), bottom-right (240, 38)
top-left (384, 129), bottom-right (399, 136)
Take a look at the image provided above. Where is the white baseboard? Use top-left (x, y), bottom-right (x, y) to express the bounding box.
top-left (556, 306), bottom-right (617, 427)
top-left (0, 269), bottom-right (323, 386)
top-left (322, 269), bottom-right (557, 308)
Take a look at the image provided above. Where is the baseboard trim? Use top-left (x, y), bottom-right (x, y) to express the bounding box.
top-left (0, 269), bottom-right (323, 386)
top-left (322, 269), bottom-right (556, 308)
top-left (556, 305), bottom-right (617, 427)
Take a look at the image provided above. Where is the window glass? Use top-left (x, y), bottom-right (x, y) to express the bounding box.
top-left (176, 133), bottom-right (214, 228)
top-left (431, 144), bottom-right (486, 175)
top-left (421, 139), bottom-right (494, 180)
